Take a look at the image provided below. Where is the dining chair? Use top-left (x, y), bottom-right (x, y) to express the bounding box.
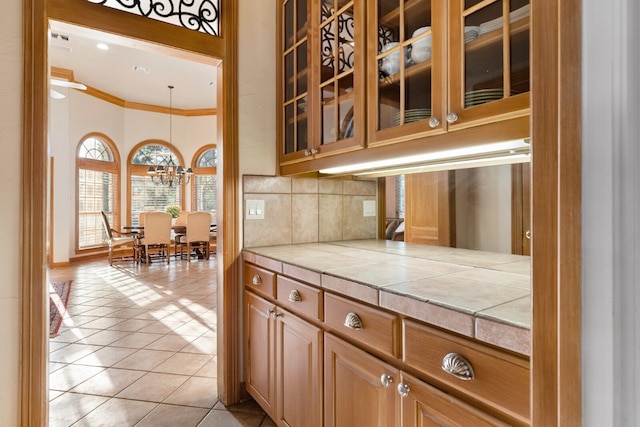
top-left (100, 211), bottom-right (138, 266)
top-left (139, 211), bottom-right (172, 264)
top-left (172, 210), bottom-right (189, 256)
top-left (177, 211), bottom-right (212, 261)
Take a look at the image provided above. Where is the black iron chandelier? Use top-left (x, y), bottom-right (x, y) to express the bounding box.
top-left (148, 85), bottom-right (193, 187)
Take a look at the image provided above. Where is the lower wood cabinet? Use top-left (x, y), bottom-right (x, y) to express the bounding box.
top-left (244, 290), bottom-right (323, 427)
top-left (324, 333), bottom-right (400, 427)
top-left (399, 371), bottom-right (511, 427)
top-left (324, 333), bottom-right (508, 427)
top-left (242, 259), bottom-right (529, 426)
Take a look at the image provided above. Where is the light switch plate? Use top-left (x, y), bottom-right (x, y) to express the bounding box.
top-left (363, 200), bottom-right (376, 217)
top-left (246, 199), bottom-right (265, 220)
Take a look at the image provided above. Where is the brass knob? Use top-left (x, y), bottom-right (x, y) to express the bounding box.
top-left (288, 289), bottom-right (302, 302)
top-left (525, 230), bottom-right (531, 240)
top-left (344, 312), bottom-right (363, 330)
top-left (442, 353), bottom-right (475, 381)
top-left (252, 274), bottom-right (262, 285)
top-left (446, 112), bottom-right (459, 124)
top-left (380, 374), bottom-right (393, 388)
top-left (397, 383), bottom-right (410, 398)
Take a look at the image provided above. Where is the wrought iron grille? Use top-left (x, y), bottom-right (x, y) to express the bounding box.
top-left (87, 0), bottom-right (220, 36)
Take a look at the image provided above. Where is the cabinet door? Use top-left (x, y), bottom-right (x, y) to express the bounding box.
top-left (447, 0), bottom-right (530, 129)
top-left (324, 333), bottom-right (400, 427)
top-left (311, 0), bottom-right (366, 158)
top-left (275, 308), bottom-right (323, 427)
top-left (244, 291), bottom-right (277, 420)
top-left (367, 0), bottom-right (447, 145)
top-left (280, 0), bottom-right (311, 163)
top-left (399, 372), bottom-right (510, 427)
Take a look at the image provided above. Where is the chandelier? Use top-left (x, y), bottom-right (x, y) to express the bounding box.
top-left (148, 85), bottom-right (193, 187)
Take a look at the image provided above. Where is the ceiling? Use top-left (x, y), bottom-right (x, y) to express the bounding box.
top-left (48, 21), bottom-right (218, 110)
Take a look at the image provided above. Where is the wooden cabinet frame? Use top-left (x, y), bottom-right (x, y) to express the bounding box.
top-left (20, 1), bottom-right (581, 426)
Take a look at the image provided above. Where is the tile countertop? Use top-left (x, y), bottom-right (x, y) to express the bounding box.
top-left (242, 239), bottom-right (531, 356)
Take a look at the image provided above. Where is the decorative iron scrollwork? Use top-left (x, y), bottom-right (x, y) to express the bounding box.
top-left (87, 0), bottom-right (220, 36)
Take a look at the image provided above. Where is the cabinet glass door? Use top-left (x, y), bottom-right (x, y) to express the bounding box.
top-left (315, 0), bottom-right (364, 157)
top-left (448, 0), bottom-right (530, 127)
top-left (368, 0), bottom-right (444, 144)
top-left (282, 0), bottom-right (309, 158)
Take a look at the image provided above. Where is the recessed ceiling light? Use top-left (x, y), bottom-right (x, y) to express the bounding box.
top-left (96, 42), bottom-right (109, 51)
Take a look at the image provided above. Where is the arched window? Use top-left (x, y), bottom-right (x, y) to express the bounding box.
top-left (191, 145), bottom-right (217, 212)
top-left (76, 133), bottom-right (121, 250)
top-left (127, 141), bottom-right (187, 225)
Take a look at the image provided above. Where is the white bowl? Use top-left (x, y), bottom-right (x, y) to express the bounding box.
top-left (381, 57), bottom-right (400, 75)
top-left (412, 26), bottom-right (430, 38)
top-left (381, 41), bottom-right (399, 52)
top-left (411, 47), bottom-right (431, 63)
top-left (380, 42), bottom-right (401, 75)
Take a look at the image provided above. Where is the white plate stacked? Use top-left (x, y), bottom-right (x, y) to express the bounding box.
top-left (478, 4), bottom-right (530, 36)
top-left (464, 26), bottom-right (480, 44)
top-left (464, 89), bottom-right (503, 107)
top-left (391, 108), bottom-right (431, 126)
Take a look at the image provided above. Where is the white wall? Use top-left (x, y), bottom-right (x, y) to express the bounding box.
top-left (0, 0), bottom-right (22, 423)
top-left (237, 0), bottom-right (276, 179)
top-left (49, 89), bottom-right (216, 263)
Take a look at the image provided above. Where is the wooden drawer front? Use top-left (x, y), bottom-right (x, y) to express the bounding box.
top-left (403, 319), bottom-right (530, 425)
top-left (244, 263), bottom-right (276, 298)
top-left (324, 293), bottom-right (400, 359)
top-left (276, 276), bottom-right (323, 321)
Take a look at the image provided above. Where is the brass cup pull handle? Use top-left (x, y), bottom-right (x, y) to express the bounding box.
top-left (288, 289), bottom-right (302, 302)
top-left (441, 352), bottom-right (475, 381)
top-left (252, 274), bottom-right (262, 286)
top-left (344, 312), bottom-right (363, 330)
top-left (380, 374), bottom-right (393, 388)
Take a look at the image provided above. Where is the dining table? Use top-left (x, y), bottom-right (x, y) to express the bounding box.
top-left (121, 224), bottom-right (217, 261)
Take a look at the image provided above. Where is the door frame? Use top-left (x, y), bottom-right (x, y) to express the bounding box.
top-left (21, 0), bottom-right (240, 424)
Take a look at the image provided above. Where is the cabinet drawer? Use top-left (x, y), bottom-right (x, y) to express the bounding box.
top-left (403, 319), bottom-right (530, 425)
top-left (276, 276), bottom-right (323, 321)
top-left (324, 293), bottom-right (400, 359)
top-left (244, 263), bottom-right (276, 299)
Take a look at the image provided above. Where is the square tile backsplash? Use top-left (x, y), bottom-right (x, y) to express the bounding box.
top-left (243, 175), bottom-right (377, 248)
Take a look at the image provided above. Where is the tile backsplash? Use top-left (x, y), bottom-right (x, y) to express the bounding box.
top-left (243, 175), bottom-right (377, 248)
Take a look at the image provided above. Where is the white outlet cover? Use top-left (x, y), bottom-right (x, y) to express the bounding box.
top-left (246, 199), bottom-right (265, 220)
top-left (363, 200), bottom-right (376, 217)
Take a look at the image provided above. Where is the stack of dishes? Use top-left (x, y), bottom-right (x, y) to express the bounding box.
top-left (464, 26), bottom-right (480, 44)
top-left (464, 89), bottom-right (504, 107)
top-left (478, 4), bottom-right (530, 35)
top-left (391, 108), bottom-right (431, 126)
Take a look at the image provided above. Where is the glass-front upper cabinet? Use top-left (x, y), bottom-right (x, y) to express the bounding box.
top-left (281, 0), bottom-right (310, 163)
top-left (447, 0), bottom-right (530, 129)
top-left (367, 0), bottom-right (446, 145)
top-left (314, 0), bottom-right (365, 157)
top-left (280, 0), bottom-right (365, 167)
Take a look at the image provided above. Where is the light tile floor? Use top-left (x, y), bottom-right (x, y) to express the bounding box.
top-left (48, 258), bottom-right (275, 427)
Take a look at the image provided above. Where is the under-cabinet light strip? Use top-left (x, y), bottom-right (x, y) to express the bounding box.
top-left (351, 153), bottom-right (530, 178)
top-left (319, 139), bottom-right (530, 175)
